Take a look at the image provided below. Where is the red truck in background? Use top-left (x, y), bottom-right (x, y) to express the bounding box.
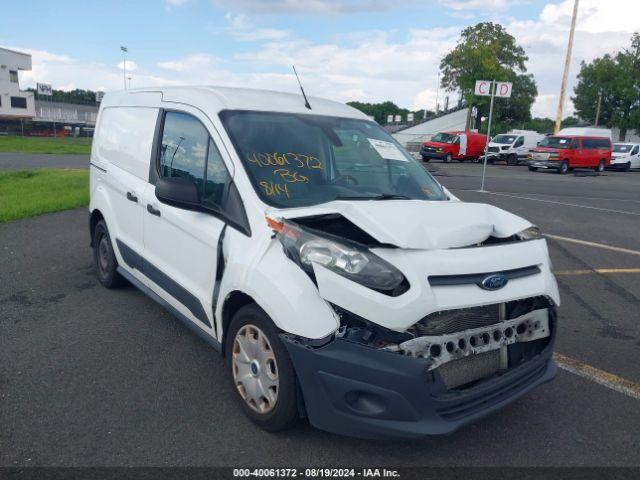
top-left (420, 131), bottom-right (488, 163)
top-left (528, 135), bottom-right (612, 174)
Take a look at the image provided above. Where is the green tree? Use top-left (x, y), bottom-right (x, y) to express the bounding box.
top-left (28, 88), bottom-right (98, 105)
top-left (347, 101), bottom-right (434, 125)
top-left (572, 33), bottom-right (640, 141)
top-left (440, 22), bottom-right (537, 128)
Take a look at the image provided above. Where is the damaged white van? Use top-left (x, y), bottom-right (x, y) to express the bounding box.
top-left (89, 87), bottom-right (560, 439)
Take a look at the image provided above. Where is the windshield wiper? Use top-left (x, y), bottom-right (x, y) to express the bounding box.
top-left (334, 193), bottom-right (413, 201)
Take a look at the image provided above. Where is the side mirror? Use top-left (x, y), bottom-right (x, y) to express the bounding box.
top-left (155, 176), bottom-right (200, 210)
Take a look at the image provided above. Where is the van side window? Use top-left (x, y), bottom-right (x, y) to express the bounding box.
top-left (203, 137), bottom-right (231, 207)
top-left (582, 138), bottom-right (594, 149)
top-left (514, 137), bottom-right (524, 147)
top-left (570, 138), bottom-right (580, 149)
top-left (632, 146), bottom-right (639, 155)
top-left (159, 112), bottom-right (209, 195)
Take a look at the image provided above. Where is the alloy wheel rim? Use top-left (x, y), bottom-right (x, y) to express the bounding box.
top-left (232, 324), bottom-right (279, 414)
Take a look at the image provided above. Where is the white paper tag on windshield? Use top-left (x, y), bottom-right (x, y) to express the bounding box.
top-left (367, 138), bottom-right (408, 161)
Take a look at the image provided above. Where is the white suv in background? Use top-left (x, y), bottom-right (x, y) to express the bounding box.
top-left (89, 86), bottom-right (559, 439)
top-left (610, 143), bottom-right (640, 171)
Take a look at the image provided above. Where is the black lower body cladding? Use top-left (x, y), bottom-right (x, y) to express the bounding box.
top-left (283, 309), bottom-right (557, 439)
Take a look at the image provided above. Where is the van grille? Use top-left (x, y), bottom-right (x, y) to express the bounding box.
top-left (414, 304), bottom-right (501, 336)
top-left (437, 349), bottom-right (501, 389)
top-left (488, 146), bottom-right (500, 153)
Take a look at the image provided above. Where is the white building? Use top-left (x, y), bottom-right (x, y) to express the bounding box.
top-left (0, 47), bottom-right (36, 119)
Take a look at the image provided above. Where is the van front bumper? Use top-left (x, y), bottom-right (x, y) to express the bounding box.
top-left (420, 148), bottom-right (448, 160)
top-left (528, 160), bottom-right (561, 169)
top-left (282, 310), bottom-right (557, 439)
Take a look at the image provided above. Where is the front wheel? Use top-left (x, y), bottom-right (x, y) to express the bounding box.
top-left (421, 156), bottom-right (430, 163)
top-left (226, 304), bottom-right (299, 432)
top-left (623, 162), bottom-right (631, 172)
top-left (444, 154), bottom-right (452, 163)
top-left (528, 166), bottom-right (538, 172)
top-left (596, 159), bottom-right (605, 173)
top-left (559, 160), bottom-right (569, 174)
top-left (507, 154), bottom-right (518, 166)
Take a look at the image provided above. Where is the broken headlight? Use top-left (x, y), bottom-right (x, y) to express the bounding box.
top-left (515, 225), bottom-right (542, 241)
top-left (269, 218), bottom-right (409, 296)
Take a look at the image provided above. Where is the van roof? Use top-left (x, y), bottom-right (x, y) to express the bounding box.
top-left (550, 134), bottom-right (611, 139)
top-left (101, 86), bottom-right (369, 120)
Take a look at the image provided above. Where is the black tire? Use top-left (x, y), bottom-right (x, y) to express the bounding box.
top-left (421, 156), bottom-right (430, 163)
top-left (595, 159), bottom-right (605, 173)
top-left (92, 220), bottom-right (126, 289)
top-left (225, 304), bottom-right (299, 432)
top-left (507, 154), bottom-right (518, 166)
top-left (623, 162), bottom-right (631, 172)
top-left (444, 154), bottom-right (452, 163)
top-left (457, 158), bottom-right (465, 163)
top-left (528, 166), bottom-right (538, 172)
top-left (558, 160), bottom-right (569, 174)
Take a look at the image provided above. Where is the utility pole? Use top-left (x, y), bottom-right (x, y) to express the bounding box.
top-left (594, 91), bottom-right (602, 126)
top-left (480, 80), bottom-right (496, 192)
top-left (554, 0), bottom-right (579, 134)
top-left (120, 46), bottom-right (128, 90)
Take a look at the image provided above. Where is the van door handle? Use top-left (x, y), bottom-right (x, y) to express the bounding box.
top-left (147, 204), bottom-right (161, 217)
top-left (126, 191), bottom-right (138, 203)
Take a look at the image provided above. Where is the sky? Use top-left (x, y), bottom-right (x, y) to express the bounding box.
top-left (2, 0), bottom-right (638, 118)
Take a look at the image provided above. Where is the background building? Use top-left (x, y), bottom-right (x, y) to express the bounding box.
top-left (0, 47), bottom-right (36, 119)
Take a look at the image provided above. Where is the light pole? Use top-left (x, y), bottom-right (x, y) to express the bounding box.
top-left (594, 91), bottom-right (603, 126)
top-left (127, 76), bottom-right (132, 89)
top-left (120, 46), bottom-right (128, 90)
top-left (554, 0), bottom-right (579, 134)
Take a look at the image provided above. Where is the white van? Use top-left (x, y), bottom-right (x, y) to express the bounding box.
top-left (557, 127), bottom-right (612, 139)
top-left (610, 143), bottom-right (640, 171)
top-left (89, 87), bottom-right (559, 439)
top-left (486, 130), bottom-right (545, 166)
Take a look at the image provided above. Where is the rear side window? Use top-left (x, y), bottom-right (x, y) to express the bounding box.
top-left (159, 111), bottom-right (230, 207)
top-left (582, 138), bottom-right (595, 149)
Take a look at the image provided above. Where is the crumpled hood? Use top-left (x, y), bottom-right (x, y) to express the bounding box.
top-left (269, 200), bottom-right (532, 250)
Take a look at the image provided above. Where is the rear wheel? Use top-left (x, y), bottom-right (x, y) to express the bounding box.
top-left (528, 166), bottom-right (538, 172)
top-left (92, 220), bottom-right (126, 289)
top-left (558, 160), bottom-right (569, 174)
top-left (595, 159), bottom-right (605, 173)
top-left (226, 304), bottom-right (299, 432)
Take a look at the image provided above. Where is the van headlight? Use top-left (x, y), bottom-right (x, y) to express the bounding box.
top-left (268, 217), bottom-right (409, 296)
top-left (515, 226), bottom-right (542, 241)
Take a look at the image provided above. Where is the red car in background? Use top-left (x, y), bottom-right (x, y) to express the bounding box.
top-left (420, 131), bottom-right (487, 163)
top-left (528, 135), bottom-right (612, 174)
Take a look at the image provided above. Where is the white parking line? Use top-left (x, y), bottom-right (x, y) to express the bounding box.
top-left (554, 353), bottom-right (640, 401)
top-left (471, 190), bottom-right (640, 216)
top-left (546, 234), bottom-right (640, 257)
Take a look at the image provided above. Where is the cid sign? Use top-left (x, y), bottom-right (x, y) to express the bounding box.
top-left (474, 80), bottom-right (513, 98)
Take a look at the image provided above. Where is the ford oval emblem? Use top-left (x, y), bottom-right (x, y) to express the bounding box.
top-left (480, 274), bottom-right (508, 291)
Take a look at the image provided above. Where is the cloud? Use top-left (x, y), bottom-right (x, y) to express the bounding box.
top-left (157, 54), bottom-right (215, 71)
top-left (166, 0), bottom-right (190, 6)
top-left (225, 13), bottom-right (291, 41)
top-left (213, 0), bottom-right (389, 15)
top-left (438, 0), bottom-right (516, 11)
top-left (117, 60), bottom-right (138, 72)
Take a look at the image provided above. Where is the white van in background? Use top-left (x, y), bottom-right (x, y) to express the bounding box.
top-left (486, 130), bottom-right (545, 166)
top-left (610, 143), bottom-right (640, 171)
top-left (557, 127), bottom-right (613, 139)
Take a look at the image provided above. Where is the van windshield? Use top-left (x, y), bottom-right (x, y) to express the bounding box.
top-left (613, 144), bottom-right (632, 153)
top-left (220, 110), bottom-right (445, 208)
top-left (539, 137), bottom-right (573, 149)
top-left (492, 134), bottom-right (517, 144)
top-left (430, 132), bottom-right (457, 144)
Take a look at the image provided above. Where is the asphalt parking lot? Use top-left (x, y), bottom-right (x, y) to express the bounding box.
top-left (1, 160), bottom-right (639, 467)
